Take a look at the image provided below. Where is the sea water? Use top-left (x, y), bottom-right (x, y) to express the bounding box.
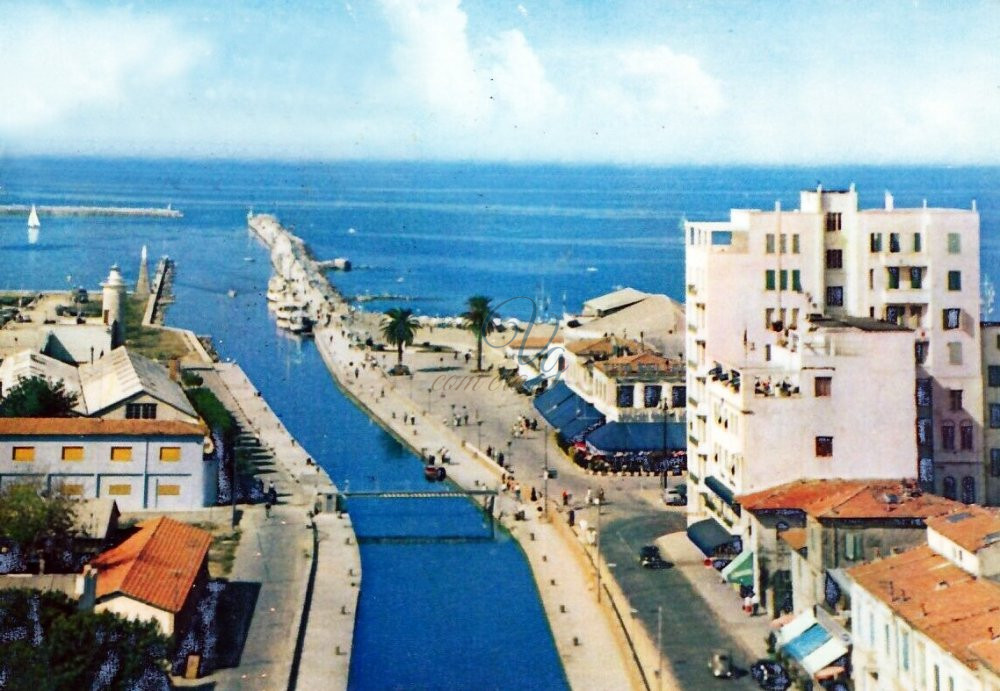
top-left (1, 158), bottom-right (998, 687)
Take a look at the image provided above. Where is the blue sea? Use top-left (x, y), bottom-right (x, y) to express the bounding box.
top-left (1, 157), bottom-right (999, 688)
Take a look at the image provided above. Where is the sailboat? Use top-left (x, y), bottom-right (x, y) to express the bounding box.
top-left (27, 205), bottom-right (40, 229)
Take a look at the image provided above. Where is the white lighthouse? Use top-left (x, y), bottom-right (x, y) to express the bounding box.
top-left (101, 264), bottom-right (126, 348)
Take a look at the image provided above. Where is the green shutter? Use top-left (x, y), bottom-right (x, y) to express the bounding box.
top-left (792, 270), bottom-right (801, 292)
top-left (765, 270), bottom-right (775, 290)
top-left (779, 270), bottom-right (788, 290)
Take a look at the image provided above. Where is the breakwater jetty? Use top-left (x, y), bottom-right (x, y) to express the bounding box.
top-left (0, 204), bottom-right (182, 218)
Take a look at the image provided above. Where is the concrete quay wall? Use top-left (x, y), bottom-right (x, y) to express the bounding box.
top-left (0, 204), bottom-right (182, 218)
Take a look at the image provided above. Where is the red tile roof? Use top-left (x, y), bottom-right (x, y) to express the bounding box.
top-left (90, 517), bottom-right (211, 613)
top-left (737, 479), bottom-right (960, 521)
top-left (779, 528), bottom-right (807, 552)
top-left (925, 505), bottom-right (1000, 553)
top-left (0, 417), bottom-right (205, 437)
top-left (565, 337), bottom-right (644, 357)
top-left (848, 545), bottom-right (1000, 670)
top-left (593, 351), bottom-right (680, 377)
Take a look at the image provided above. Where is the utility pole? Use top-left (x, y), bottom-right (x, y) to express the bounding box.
top-left (657, 605), bottom-right (663, 691)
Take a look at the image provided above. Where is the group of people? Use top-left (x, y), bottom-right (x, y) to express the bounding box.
top-left (451, 405), bottom-right (470, 427)
top-left (426, 447), bottom-right (451, 464)
top-left (511, 415), bottom-right (538, 437)
top-left (485, 446), bottom-right (506, 466)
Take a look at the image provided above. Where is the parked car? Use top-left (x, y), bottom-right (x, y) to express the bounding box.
top-left (750, 659), bottom-right (791, 690)
top-left (639, 545), bottom-right (662, 567)
top-left (709, 650), bottom-right (735, 679)
top-left (663, 487), bottom-right (687, 505)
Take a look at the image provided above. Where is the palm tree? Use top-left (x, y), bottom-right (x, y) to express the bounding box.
top-left (381, 307), bottom-right (419, 374)
top-left (463, 295), bottom-right (495, 372)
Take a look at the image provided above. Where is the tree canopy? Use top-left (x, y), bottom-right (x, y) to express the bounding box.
top-left (380, 307), bottom-right (419, 371)
top-left (462, 295), bottom-right (495, 372)
top-left (0, 483), bottom-right (77, 572)
top-left (0, 376), bottom-right (78, 418)
top-left (0, 589), bottom-right (170, 689)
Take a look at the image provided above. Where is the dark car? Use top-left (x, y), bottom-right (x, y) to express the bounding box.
top-left (750, 659), bottom-right (791, 690)
top-left (639, 545), bottom-right (662, 566)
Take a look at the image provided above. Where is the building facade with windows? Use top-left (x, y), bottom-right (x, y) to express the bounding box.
top-left (848, 506), bottom-right (1000, 691)
top-left (685, 185), bottom-right (985, 516)
top-left (982, 322), bottom-right (1000, 506)
top-left (0, 418), bottom-right (215, 510)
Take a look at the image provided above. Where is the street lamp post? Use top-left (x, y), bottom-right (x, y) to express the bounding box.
top-left (542, 424), bottom-right (549, 521)
top-left (657, 605), bottom-right (663, 691)
top-left (594, 499), bottom-right (602, 603)
top-left (477, 419), bottom-right (483, 450)
top-left (427, 387), bottom-right (432, 414)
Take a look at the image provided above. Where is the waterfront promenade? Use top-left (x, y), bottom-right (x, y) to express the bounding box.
top-left (189, 363), bottom-right (359, 690)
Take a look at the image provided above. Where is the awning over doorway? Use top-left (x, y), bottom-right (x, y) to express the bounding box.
top-left (686, 518), bottom-right (740, 557)
top-left (721, 549), bottom-right (753, 587)
top-left (776, 610), bottom-right (849, 676)
top-left (705, 476), bottom-right (738, 509)
top-left (584, 421), bottom-right (686, 453)
top-left (532, 381), bottom-right (573, 417)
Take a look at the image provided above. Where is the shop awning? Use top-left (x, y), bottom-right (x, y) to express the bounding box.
top-left (686, 518), bottom-right (739, 557)
top-left (558, 405), bottom-right (605, 442)
top-left (777, 610), bottom-right (849, 677)
top-left (705, 476), bottom-right (738, 508)
top-left (533, 381), bottom-right (573, 417)
top-left (721, 549), bottom-right (754, 587)
top-left (584, 421), bottom-right (686, 453)
top-left (547, 394), bottom-right (591, 429)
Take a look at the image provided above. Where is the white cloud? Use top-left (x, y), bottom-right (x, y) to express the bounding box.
top-left (614, 45), bottom-right (724, 117)
top-left (0, 6), bottom-right (206, 134)
top-left (517, 4), bottom-right (528, 17)
top-left (378, 0), bottom-right (561, 130)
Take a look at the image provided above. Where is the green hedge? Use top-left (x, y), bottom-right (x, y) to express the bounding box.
top-left (185, 387), bottom-right (236, 438)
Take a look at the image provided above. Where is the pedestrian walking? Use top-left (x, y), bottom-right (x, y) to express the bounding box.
top-left (498, 451), bottom-right (505, 466)
top-left (562, 489), bottom-right (568, 506)
top-left (514, 484), bottom-right (521, 502)
top-left (264, 500), bottom-right (272, 518)
top-left (354, 367), bottom-right (359, 379)
top-left (585, 487), bottom-right (592, 505)
top-left (530, 486), bottom-right (537, 502)
top-left (597, 487), bottom-right (605, 504)
top-left (568, 509), bottom-right (575, 527)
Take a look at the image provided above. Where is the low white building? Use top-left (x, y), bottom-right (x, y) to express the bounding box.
top-left (566, 292), bottom-right (686, 360)
top-left (848, 506), bottom-right (1000, 691)
top-left (0, 417), bottom-right (215, 510)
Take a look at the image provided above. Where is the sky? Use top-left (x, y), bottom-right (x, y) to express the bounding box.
top-left (1, 0), bottom-right (998, 164)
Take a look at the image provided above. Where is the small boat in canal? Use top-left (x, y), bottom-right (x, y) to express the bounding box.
top-left (424, 465), bottom-right (446, 482)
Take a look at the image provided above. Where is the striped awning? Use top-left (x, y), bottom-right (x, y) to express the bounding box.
top-left (721, 549), bottom-right (753, 587)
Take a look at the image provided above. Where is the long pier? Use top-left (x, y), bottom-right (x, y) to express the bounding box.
top-left (0, 204), bottom-right (182, 218)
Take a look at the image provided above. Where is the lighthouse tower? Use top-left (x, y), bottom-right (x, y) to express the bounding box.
top-left (136, 245), bottom-right (150, 298)
top-left (101, 265), bottom-right (126, 348)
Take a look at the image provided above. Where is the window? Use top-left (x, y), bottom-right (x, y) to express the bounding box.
top-left (791, 270), bottom-right (801, 292)
top-left (868, 269), bottom-right (874, 290)
top-left (886, 305), bottom-right (903, 325)
top-left (159, 446), bottom-right (182, 462)
top-left (12, 446), bottom-right (34, 462)
top-left (948, 342), bottom-right (962, 365)
top-left (815, 376), bottom-right (832, 397)
top-left (671, 386), bottom-right (685, 408)
top-left (826, 286), bottom-right (843, 307)
top-left (60, 484), bottom-right (84, 496)
top-left (825, 249), bottom-right (843, 269)
top-left (943, 308), bottom-right (960, 330)
top-left (779, 270), bottom-right (788, 290)
top-left (870, 233), bottom-right (883, 252)
top-left (792, 234), bottom-right (800, 253)
top-left (779, 234), bottom-right (787, 253)
top-left (125, 402), bottom-right (157, 419)
top-left (961, 476), bottom-right (976, 504)
top-left (990, 403), bottom-right (1000, 429)
top-left (61, 446), bottom-right (84, 461)
top-left (889, 232), bottom-right (900, 252)
top-left (910, 267), bottom-right (923, 289)
top-left (917, 419), bottom-right (933, 446)
top-left (915, 341), bottom-right (929, 365)
top-left (942, 476), bottom-right (957, 500)
top-left (815, 436), bottom-right (833, 457)
top-left (901, 630), bottom-right (910, 671)
top-left (990, 449), bottom-right (1000, 477)
top-left (843, 533), bottom-right (862, 560)
top-left (110, 446), bottom-right (132, 462)
top-left (960, 421), bottom-right (973, 450)
top-left (941, 422), bottom-right (955, 451)
top-left (949, 389), bottom-right (963, 411)
top-left (643, 385), bottom-right (661, 408)
top-left (947, 232), bottom-right (961, 253)
top-left (947, 270), bottom-right (961, 291)
top-left (988, 365), bottom-right (1000, 387)
top-left (825, 212), bottom-right (842, 231)
top-left (916, 379), bottom-right (933, 406)
top-left (107, 484), bottom-right (132, 496)
top-left (157, 484), bottom-right (181, 496)
top-left (914, 232), bottom-right (922, 252)
top-left (887, 267), bottom-right (900, 289)
top-left (765, 234), bottom-right (774, 253)
top-left (765, 308), bottom-right (774, 329)
top-left (765, 270), bottom-right (775, 290)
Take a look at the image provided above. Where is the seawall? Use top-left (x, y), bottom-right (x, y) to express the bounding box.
top-left (0, 204), bottom-right (182, 218)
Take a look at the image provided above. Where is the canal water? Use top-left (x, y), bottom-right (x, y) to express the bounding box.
top-left (3, 158), bottom-right (999, 687)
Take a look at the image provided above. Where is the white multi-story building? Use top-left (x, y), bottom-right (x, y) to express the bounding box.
top-left (982, 322), bottom-right (1000, 505)
top-left (0, 417), bottom-right (215, 510)
top-left (685, 186), bottom-right (985, 526)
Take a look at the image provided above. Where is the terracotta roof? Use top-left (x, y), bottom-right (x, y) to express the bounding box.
top-left (779, 528), bottom-right (807, 552)
top-left (848, 545), bottom-right (1000, 670)
top-left (516, 330), bottom-right (564, 350)
top-left (593, 351), bottom-right (680, 377)
top-left (0, 417), bottom-right (205, 437)
top-left (565, 337), bottom-right (644, 357)
top-left (925, 505), bottom-right (1000, 553)
top-left (91, 517), bottom-right (211, 613)
top-left (737, 479), bottom-right (960, 521)
top-left (969, 637), bottom-right (1000, 676)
